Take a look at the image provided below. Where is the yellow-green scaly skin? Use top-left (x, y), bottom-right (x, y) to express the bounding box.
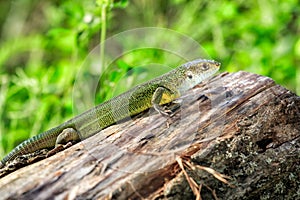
top-left (0, 59), bottom-right (220, 167)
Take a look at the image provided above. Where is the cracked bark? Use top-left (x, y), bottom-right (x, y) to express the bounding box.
top-left (0, 71), bottom-right (299, 200)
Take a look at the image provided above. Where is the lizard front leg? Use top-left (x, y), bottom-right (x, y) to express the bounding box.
top-left (151, 87), bottom-right (178, 117)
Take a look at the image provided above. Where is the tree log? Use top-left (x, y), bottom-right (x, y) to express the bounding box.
top-left (0, 71), bottom-right (299, 200)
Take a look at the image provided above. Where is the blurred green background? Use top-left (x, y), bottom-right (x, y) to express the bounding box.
top-left (0, 0), bottom-right (299, 157)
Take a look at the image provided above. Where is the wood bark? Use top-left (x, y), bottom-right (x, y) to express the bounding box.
top-left (0, 71), bottom-right (299, 200)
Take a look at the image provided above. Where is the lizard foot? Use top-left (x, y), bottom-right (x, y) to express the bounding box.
top-left (46, 142), bottom-right (73, 157)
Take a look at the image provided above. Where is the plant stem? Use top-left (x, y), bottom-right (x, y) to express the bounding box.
top-left (99, 0), bottom-right (110, 72)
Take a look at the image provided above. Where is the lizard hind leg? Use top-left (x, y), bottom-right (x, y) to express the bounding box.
top-left (47, 128), bottom-right (80, 157)
top-left (55, 128), bottom-right (80, 146)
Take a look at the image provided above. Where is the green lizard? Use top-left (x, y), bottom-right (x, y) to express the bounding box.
top-left (0, 59), bottom-right (220, 168)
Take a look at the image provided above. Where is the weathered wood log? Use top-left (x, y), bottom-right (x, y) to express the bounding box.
top-left (0, 71), bottom-right (299, 200)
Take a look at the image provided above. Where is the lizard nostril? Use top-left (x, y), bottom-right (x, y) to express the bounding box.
top-left (214, 61), bottom-right (221, 66)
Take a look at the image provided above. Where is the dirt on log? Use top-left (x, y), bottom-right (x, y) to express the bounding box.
top-left (0, 71), bottom-right (299, 200)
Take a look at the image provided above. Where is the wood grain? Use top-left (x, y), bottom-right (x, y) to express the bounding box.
top-left (0, 71), bottom-right (299, 200)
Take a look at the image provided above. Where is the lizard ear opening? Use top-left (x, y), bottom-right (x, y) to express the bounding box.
top-left (187, 71), bottom-right (193, 79)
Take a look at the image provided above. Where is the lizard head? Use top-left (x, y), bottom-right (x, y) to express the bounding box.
top-left (177, 59), bottom-right (220, 92)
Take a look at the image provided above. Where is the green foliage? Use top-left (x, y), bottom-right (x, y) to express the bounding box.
top-left (0, 0), bottom-right (299, 157)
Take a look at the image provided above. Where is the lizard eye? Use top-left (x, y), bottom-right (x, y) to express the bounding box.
top-left (187, 71), bottom-right (193, 79)
top-left (201, 63), bottom-right (210, 70)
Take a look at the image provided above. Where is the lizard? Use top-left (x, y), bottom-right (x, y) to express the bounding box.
top-left (0, 59), bottom-right (220, 168)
